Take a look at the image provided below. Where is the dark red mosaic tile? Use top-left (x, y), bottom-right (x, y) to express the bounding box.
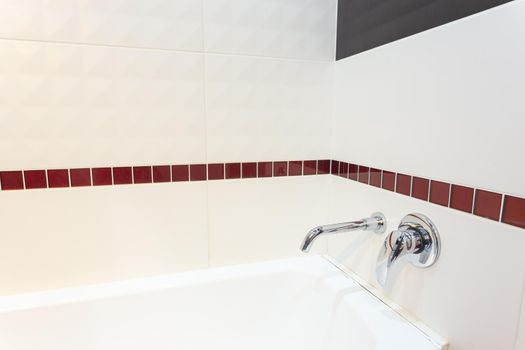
top-left (289, 161), bottom-right (302, 176)
top-left (226, 163), bottom-right (241, 179)
top-left (0, 171), bottom-right (24, 190)
top-left (396, 173), bottom-right (411, 196)
top-left (330, 160), bottom-right (339, 175)
top-left (474, 189), bottom-right (502, 221)
top-left (382, 171), bottom-right (395, 191)
top-left (450, 184), bottom-right (474, 213)
top-left (349, 164), bottom-right (358, 181)
top-left (152, 165), bottom-right (171, 183)
top-left (241, 163), bottom-right (256, 178)
top-left (133, 166), bottom-right (152, 184)
top-left (339, 162), bottom-right (349, 178)
top-left (317, 160), bottom-right (330, 174)
top-left (258, 162), bottom-right (272, 178)
top-left (274, 162), bottom-right (287, 177)
top-left (92, 168), bottom-right (112, 186)
top-left (369, 168), bottom-right (382, 188)
top-left (190, 164), bottom-right (207, 181)
top-left (208, 163), bottom-right (225, 180)
top-left (304, 160), bottom-right (317, 176)
top-left (502, 196), bottom-right (525, 229)
top-left (113, 167), bottom-right (132, 185)
top-left (358, 166), bottom-right (369, 184)
top-left (412, 177), bottom-right (429, 201)
top-left (70, 168), bottom-right (91, 187)
top-left (430, 181), bottom-right (450, 207)
top-left (172, 165), bottom-right (189, 182)
top-left (24, 170), bottom-right (47, 189)
top-left (47, 169), bottom-right (70, 188)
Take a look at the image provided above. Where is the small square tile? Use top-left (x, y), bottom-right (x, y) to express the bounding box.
top-left (396, 173), bottom-right (411, 196)
top-left (330, 160), bottom-right (339, 175)
top-left (430, 181), bottom-right (450, 207)
top-left (172, 165), bottom-right (189, 182)
top-left (258, 162), bottom-right (272, 178)
top-left (226, 163), bottom-right (241, 179)
top-left (502, 196), bottom-right (525, 229)
top-left (0, 171), bottom-right (24, 190)
top-left (241, 163), bottom-right (256, 178)
top-left (133, 166), bottom-right (152, 184)
top-left (339, 162), bottom-right (349, 178)
top-left (190, 164), bottom-right (206, 181)
top-left (208, 163), bottom-right (225, 180)
top-left (349, 164), bottom-right (358, 181)
top-left (474, 189), bottom-right (502, 221)
top-left (274, 161), bottom-right (288, 177)
top-left (70, 168), bottom-right (91, 187)
top-left (289, 161), bottom-right (302, 176)
top-left (92, 168), bottom-right (112, 186)
top-left (412, 177), bottom-right (430, 201)
top-left (304, 160), bottom-right (317, 175)
top-left (113, 167), bottom-right (132, 185)
top-left (317, 160), bottom-right (330, 174)
top-left (24, 170), bottom-right (47, 189)
top-left (358, 166), bottom-right (369, 184)
top-left (370, 168), bottom-right (382, 187)
top-left (450, 184), bottom-right (474, 213)
top-left (382, 171), bottom-right (396, 191)
top-left (153, 165), bottom-right (171, 183)
top-left (47, 169), bottom-right (70, 188)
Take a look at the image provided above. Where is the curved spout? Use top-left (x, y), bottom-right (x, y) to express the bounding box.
top-left (300, 213), bottom-right (386, 253)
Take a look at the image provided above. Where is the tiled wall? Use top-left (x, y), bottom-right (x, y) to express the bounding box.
top-left (328, 2), bottom-right (525, 350)
top-left (0, 0), bottom-right (337, 294)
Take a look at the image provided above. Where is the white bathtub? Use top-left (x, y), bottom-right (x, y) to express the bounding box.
top-left (0, 256), bottom-right (444, 350)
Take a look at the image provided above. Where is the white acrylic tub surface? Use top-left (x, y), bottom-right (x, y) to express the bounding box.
top-left (0, 256), bottom-right (443, 350)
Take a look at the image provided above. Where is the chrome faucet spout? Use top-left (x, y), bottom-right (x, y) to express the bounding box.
top-left (300, 212), bottom-right (386, 253)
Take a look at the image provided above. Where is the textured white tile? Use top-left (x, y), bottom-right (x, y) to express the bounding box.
top-left (0, 0), bottom-right (203, 51)
top-left (203, 0), bottom-right (336, 60)
top-left (205, 54), bottom-right (333, 162)
top-left (0, 183), bottom-right (208, 295)
top-left (0, 39), bottom-right (206, 168)
top-left (326, 177), bottom-right (525, 350)
top-left (208, 176), bottom-right (330, 266)
top-left (332, 1), bottom-right (525, 197)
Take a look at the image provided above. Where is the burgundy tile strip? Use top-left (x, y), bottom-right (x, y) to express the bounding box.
top-left (1, 159), bottom-right (524, 231)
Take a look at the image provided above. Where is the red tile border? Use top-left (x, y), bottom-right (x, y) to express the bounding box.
top-left (382, 171), bottom-right (395, 192)
top-left (70, 168), bottom-right (91, 187)
top-left (241, 163), bottom-right (255, 178)
top-left (430, 181), bottom-right (450, 207)
top-left (113, 167), bottom-right (132, 185)
top-left (172, 165), bottom-right (189, 182)
top-left (412, 177), bottom-right (429, 201)
top-left (92, 168), bottom-right (112, 186)
top-left (190, 164), bottom-right (206, 181)
top-left (24, 170), bottom-right (47, 189)
top-left (330, 160), bottom-right (339, 176)
top-left (349, 163), bottom-right (358, 181)
top-left (258, 162), bottom-right (272, 178)
top-left (133, 166), bottom-right (152, 184)
top-left (317, 160), bottom-right (330, 174)
top-left (396, 173), bottom-right (411, 196)
top-left (273, 161), bottom-right (287, 177)
top-left (208, 163), bottom-right (225, 180)
top-left (474, 189), bottom-right (502, 221)
top-left (48, 169), bottom-right (70, 188)
top-left (289, 161), bottom-right (302, 176)
top-left (450, 184), bottom-right (474, 213)
top-left (226, 163), bottom-right (241, 179)
top-left (0, 171), bottom-right (24, 190)
top-left (304, 160), bottom-right (317, 176)
top-left (369, 168), bottom-right (381, 188)
top-left (502, 196), bottom-right (525, 229)
top-left (152, 165), bottom-right (171, 183)
top-left (358, 166), bottom-right (369, 184)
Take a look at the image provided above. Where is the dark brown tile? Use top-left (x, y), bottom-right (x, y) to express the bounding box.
top-left (241, 163), bottom-right (256, 178)
top-left (369, 168), bottom-right (382, 187)
top-left (133, 166), bottom-right (152, 184)
top-left (358, 166), bottom-right (369, 184)
top-left (258, 162), bottom-right (272, 177)
top-left (349, 163), bottom-right (358, 181)
top-left (24, 170), bottom-right (47, 189)
top-left (172, 165), bottom-right (189, 182)
top-left (289, 161), bottom-right (302, 176)
top-left (450, 184), bottom-right (474, 213)
top-left (339, 162), bottom-right (349, 178)
top-left (412, 177), bottom-right (429, 201)
top-left (317, 160), bottom-right (330, 174)
top-left (502, 196), bottom-right (525, 229)
top-left (48, 169), bottom-right (70, 188)
top-left (273, 161), bottom-right (287, 177)
top-left (208, 163), bottom-right (225, 180)
top-left (330, 160), bottom-right (339, 175)
top-left (0, 171), bottom-right (24, 190)
top-left (430, 181), bottom-right (450, 207)
top-left (70, 168), bottom-right (91, 187)
top-left (304, 160), bottom-right (317, 175)
top-left (152, 165), bottom-right (171, 183)
top-left (113, 167), bottom-right (132, 185)
top-left (226, 163), bottom-right (241, 179)
top-left (382, 171), bottom-right (395, 191)
top-left (190, 164), bottom-right (206, 181)
top-left (474, 189), bottom-right (502, 221)
top-left (396, 173), bottom-right (411, 196)
top-left (92, 168), bottom-right (112, 186)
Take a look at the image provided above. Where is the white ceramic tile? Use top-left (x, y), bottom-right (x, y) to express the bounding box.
top-left (207, 176), bottom-right (330, 266)
top-left (0, 0), bottom-right (203, 51)
top-left (0, 39), bottom-right (206, 169)
top-left (332, 1), bottom-right (525, 197)
top-left (0, 183), bottom-right (208, 295)
top-left (515, 288), bottom-right (525, 350)
top-left (203, 0), bottom-right (336, 60)
top-left (205, 54), bottom-right (333, 162)
top-left (326, 177), bottom-right (525, 350)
